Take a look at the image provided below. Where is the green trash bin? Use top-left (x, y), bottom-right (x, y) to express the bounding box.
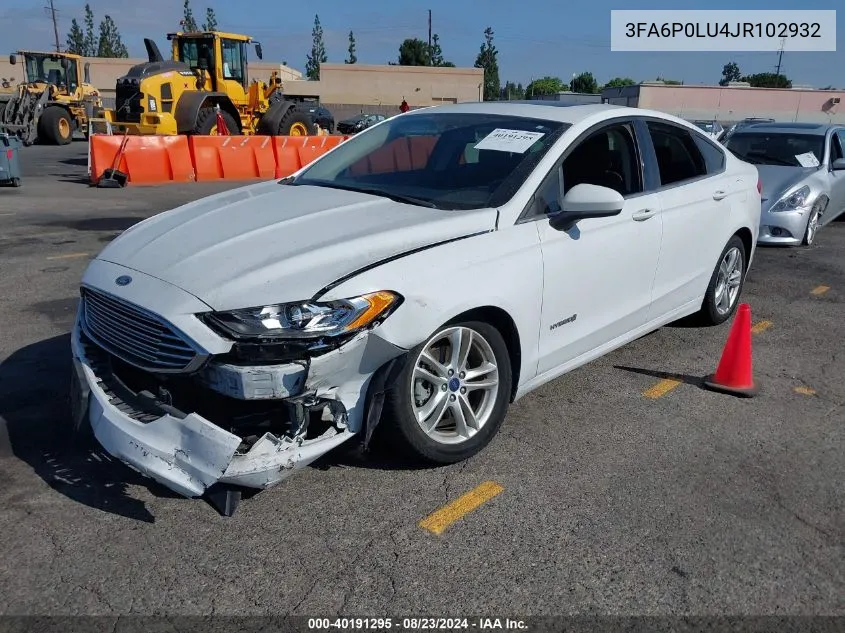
top-left (0, 133), bottom-right (22, 187)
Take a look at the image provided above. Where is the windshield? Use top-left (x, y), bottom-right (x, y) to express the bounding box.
top-left (177, 37), bottom-right (215, 69)
top-left (23, 53), bottom-right (77, 89)
top-left (726, 132), bottom-right (825, 167)
top-left (291, 112), bottom-right (568, 210)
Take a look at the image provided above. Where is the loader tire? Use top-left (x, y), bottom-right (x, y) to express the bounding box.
top-left (192, 106), bottom-right (241, 136)
top-left (260, 107), bottom-right (317, 137)
top-left (280, 109), bottom-right (317, 136)
top-left (38, 106), bottom-right (73, 145)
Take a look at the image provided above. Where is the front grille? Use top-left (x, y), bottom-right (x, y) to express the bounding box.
top-left (81, 287), bottom-right (202, 373)
top-left (114, 83), bottom-right (143, 123)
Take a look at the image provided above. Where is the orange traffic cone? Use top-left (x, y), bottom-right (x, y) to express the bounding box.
top-left (703, 303), bottom-right (759, 397)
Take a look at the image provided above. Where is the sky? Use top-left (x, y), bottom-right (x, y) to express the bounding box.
top-left (1, 0), bottom-right (843, 88)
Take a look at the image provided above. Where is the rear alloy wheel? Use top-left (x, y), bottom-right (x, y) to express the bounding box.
top-left (696, 235), bottom-right (747, 326)
top-left (382, 321), bottom-right (512, 463)
top-left (802, 205), bottom-right (821, 246)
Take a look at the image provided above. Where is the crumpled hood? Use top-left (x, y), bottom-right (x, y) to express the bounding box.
top-left (757, 164), bottom-right (818, 207)
top-left (96, 181), bottom-right (497, 311)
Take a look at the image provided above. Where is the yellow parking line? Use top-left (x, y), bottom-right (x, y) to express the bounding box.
top-left (419, 481), bottom-right (504, 535)
top-left (643, 378), bottom-right (682, 399)
top-left (751, 320), bottom-right (772, 334)
top-left (794, 386), bottom-right (816, 396)
top-left (46, 252), bottom-right (89, 261)
top-left (811, 285), bottom-right (830, 296)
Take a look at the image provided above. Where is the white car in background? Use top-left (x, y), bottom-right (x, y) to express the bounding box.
top-left (70, 102), bottom-right (762, 506)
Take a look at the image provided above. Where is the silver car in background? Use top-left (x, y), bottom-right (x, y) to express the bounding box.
top-left (724, 122), bottom-right (845, 246)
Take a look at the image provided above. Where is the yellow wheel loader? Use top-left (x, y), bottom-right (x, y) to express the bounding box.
top-left (0, 51), bottom-right (102, 145)
top-left (102, 32), bottom-right (318, 137)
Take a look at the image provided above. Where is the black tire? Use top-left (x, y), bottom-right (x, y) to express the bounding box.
top-left (695, 234), bottom-right (747, 326)
top-left (259, 106), bottom-right (317, 136)
top-left (380, 320), bottom-right (513, 464)
top-left (37, 106), bottom-right (73, 145)
top-left (192, 106), bottom-right (241, 136)
top-left (11, 177), bottom-right (21, 187)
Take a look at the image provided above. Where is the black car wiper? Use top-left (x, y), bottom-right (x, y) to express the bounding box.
top-left (748, 153), bottom-right (802, 167)
top-left (296, 181), bottom-right (440, 208)
top-left (731, 151), bottom-right (764, 165)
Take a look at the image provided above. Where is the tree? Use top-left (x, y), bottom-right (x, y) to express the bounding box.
top-left (500, 81), bottom-right (525, 100)
top-left (429, 34), bottom-right (454, 67)
top-left (525, 76), bottom-right (565, 97)
top-left (602, 77), bottom-right (635, 89)
top-left (474, 27), bottom-right (500, 101)
top-left (83, 3), bottom-right (97, 57)
top-left (398, 38), bottom-right (429, 66)
top-left (346, 31), bottom-right (357, 64)
top-left (97, 15), bottom-right (128, 58)
top-left (181, 0), bottom-right (198, 32)
top-left (741, 72), bottom-right (791, 88)
top-left (202, 7), bottom-right (218, 31)
top-left (719, 62), bottom-right (742, 86)
top-left (305, 14), bottom-right (327, 80)
top-left (570, 71), bottom-right (598, 93)
top-left (66, 19), bottom-right (85, 55)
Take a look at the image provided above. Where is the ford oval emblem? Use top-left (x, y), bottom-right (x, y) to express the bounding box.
top-left (115, 275), bottom-right (132, 286)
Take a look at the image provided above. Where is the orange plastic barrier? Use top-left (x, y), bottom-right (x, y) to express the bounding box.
top-left (90, 134), bottom-right (350, 186)
top-left (189, 135), bottom-right (278, 181)
top-left (89, 134), bottom-right (195, 185)
top-left (273, 143), bottom-right (302, 178)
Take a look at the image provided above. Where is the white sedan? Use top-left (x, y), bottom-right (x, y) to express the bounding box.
top-left (70, 102), bottom-right (762, 503)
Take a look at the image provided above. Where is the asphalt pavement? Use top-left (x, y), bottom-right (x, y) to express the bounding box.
top-left (0, 142), bottom-right (842, 617)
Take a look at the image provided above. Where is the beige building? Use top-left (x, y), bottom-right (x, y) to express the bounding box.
top-left (603, 82), bottom-right (845, 124)
top-left (1, 54), bottom-right (483, 119)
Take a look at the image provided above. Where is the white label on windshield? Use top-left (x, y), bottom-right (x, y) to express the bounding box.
top-left (795, 151), bottom-right (819, 168)
top-left (474, 128), bottom-right (545, 153)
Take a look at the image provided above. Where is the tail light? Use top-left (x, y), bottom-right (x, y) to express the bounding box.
top-left (756, 178), bottom-right (762, 195)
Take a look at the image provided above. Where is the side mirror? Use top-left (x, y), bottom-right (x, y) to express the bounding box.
top-left (255, 43), bottom-right (263, 60)
top-left (831, 158), bottom-right (845, 171)
top-left (549, 183), bottom-right (625, 232)
top-left (84, 62), bottom-right (91, 84)
top-left (9, 54), bottom-right (16, 65)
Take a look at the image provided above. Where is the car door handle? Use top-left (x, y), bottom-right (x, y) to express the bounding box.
top-left (713, 190), bottom-right (727, 200)
top-left (632, 208), bottom-right (657, 221)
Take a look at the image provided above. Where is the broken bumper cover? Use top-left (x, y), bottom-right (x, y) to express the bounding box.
top-left (70, 313), bottom-right (404, 499)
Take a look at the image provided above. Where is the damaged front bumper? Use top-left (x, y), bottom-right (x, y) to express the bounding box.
top-left (70, 309), bottom-right (404, 499)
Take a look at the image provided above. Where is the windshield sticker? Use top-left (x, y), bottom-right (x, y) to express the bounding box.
top-left (795, 151), bottom-right (820, 168)
top-left (474, 128), bottom-right (545, 154)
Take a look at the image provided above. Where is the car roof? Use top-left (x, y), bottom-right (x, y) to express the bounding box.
top-left (404, 101), bottom-right (638, 125)
top-left (735, 122), bottom-right (833, 136)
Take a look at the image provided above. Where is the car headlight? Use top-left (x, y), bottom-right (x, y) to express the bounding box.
top-left (204, 291), bottom-right (402, 340)
top-left (770, 185), bottom-right (811, 212)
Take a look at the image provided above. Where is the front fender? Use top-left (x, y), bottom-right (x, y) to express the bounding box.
top-left (318, 224), bottom-right (544, 392)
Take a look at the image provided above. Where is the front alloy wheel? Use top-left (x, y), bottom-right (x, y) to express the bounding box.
top-left (382, 321), bottom-right (512, 463)
top-left (803, 206), bottom-right (820, 246)
top-left (412, 326), bottom-right (500, 444)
